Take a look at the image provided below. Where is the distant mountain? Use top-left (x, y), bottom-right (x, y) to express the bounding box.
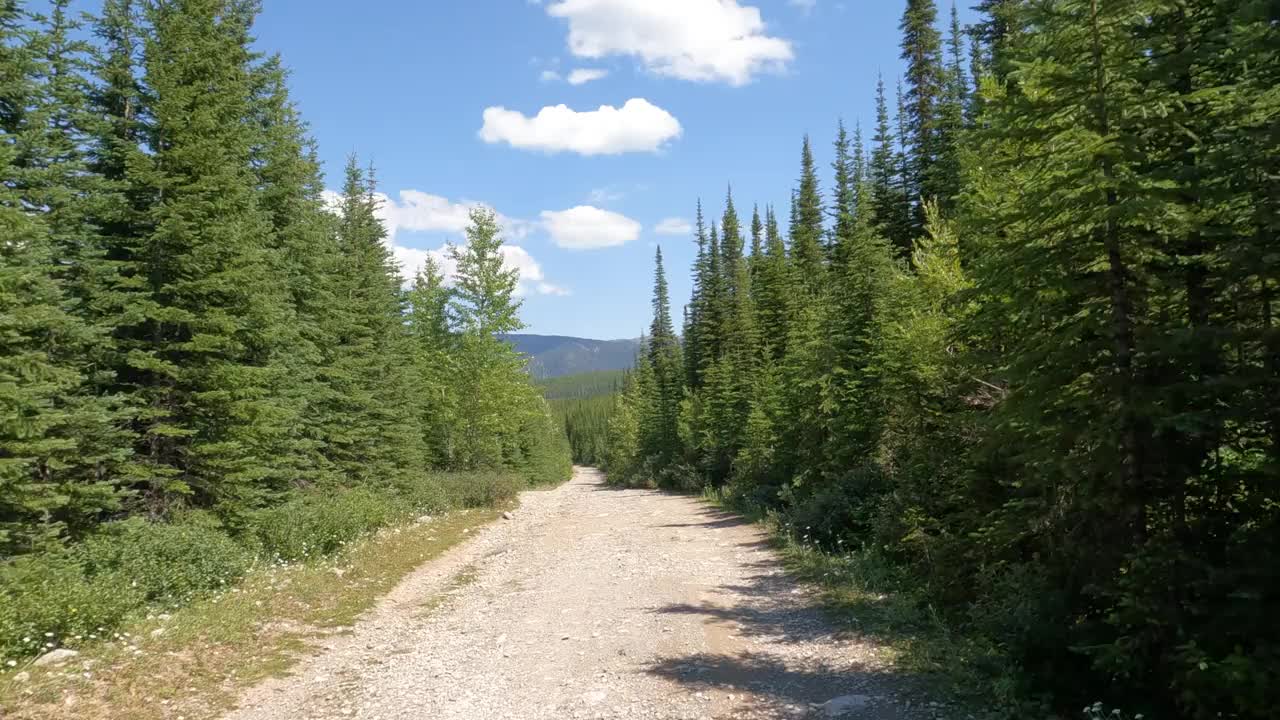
top-left (502, 334), bottom-right (639, 379)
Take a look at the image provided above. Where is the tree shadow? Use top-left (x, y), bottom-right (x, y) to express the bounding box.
top-left (646, 651), bottom-right (919, 718)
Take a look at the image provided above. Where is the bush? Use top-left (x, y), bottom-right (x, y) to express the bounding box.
top-left (76, 518), bottom-right (253, 604)
top-left (432, 471), bottom-right (523, 509)
top-left (0, 553), bottom-right (143, 662)
top-left (246, 488), bottom-right (399, 562)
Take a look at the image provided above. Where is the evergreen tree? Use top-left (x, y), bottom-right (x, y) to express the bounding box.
top-left (899, 0), bottom-right (945, 232)
top-left (322, 158), bottom-right (423, 484)
top-left (869, 74), bottom-right (911, 258)
top-left (683, 200), bottom-right (709, 390)
top-left (118, 0), bottom-right (297, 511)
top-left (753, 206), bottom-right (789, 361)
top-left (0, 13), bottom-right (129, 554)
top-left (790, 135), bottom-right (825, 296)
top-left (641, 247), bottom-right (682, 462)
top-left (830, 118), bottom-right (856, 258)
top-left (406, 257), bottom-right (457, 467)
top-left (932, 2), bottom-right (967, 212)
top-left (248, 54), bottom-right (343, 487)
top-left (448, 206), bottom-right (539, 470)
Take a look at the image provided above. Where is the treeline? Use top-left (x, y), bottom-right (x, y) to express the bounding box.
top-left (1, 0), bottom-right (567, 559)
top-left (542, 370), bottom-right (625, 465)
top-left (605, 1), bottom-right (1278, 717)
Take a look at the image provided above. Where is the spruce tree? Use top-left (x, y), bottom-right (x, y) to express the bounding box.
top-left (1, 128), bottom-right (129, 555)
top-left (448, 206), bottom-right (536, 470)
top-left (683, 200), bottom-right (709, 390)
top-left (830, 118), bottom-right (857, 259)
top-left (753, 206), bottom-right (789, 360)
top-left (899, 0), bottom-right (945, 232)
top-left (116, 0), bottom-right (296, 511)
top-left (869, 74), bottom-right (911, 258)
top-left (790, 135), bottom-right (826, 296)
top-left (406, 257), bottom-right (457, 467)
top-left (641, 247), bottom-right (682, 462)
top-left (322, 158), bottom-right (423, 484)
top-left (932, 2), bottom-right (967, 212)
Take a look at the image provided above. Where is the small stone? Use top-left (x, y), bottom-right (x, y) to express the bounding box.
top-left (502, 511), bottom-right (514, 520)
top-left (13, 671), bottom-right (30, 683)
top-left (150, 628), bottom-right (166, 638)
top-left (33, 649), bottom-right (79, 667)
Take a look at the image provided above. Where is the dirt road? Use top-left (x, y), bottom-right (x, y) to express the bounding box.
top-left (224, 467), bottom-right (930, 720)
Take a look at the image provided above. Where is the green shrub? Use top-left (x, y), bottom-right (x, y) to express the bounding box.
top-left (246, 488), bottom-right (399, 562)
top-left (76, 518), bottom-right (253, 605)
top-left (0, 553), bottom-right (143, 662)
top-left (433, 471), bottom-right (523, 508)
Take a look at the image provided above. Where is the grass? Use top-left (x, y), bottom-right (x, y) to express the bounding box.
top-left (0, 502), bottom-right (511, 720)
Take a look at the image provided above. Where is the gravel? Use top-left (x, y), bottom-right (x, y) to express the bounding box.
top-left (223, 467), bottom-right (935, 720)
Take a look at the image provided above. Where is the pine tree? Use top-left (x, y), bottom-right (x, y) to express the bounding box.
top-left (790, 135), bottom-right (825, 296)
top-left (114, 0), bottom-right (298, 511)
top-left (753, 206), bottom-right (789, 360)
top-left (448, 206), bottom-right (537, 470)
top-left (683, 200), bottom-right (709, 390)
top-left (641, 247), bottom-right (682, 462)
top-left (830, 118), bottom-right (857, 259)
top-left (899, 0), bottom-right (946, 232)
top-left (406, 257), bottom-right (457, 467)
top-left (1, 118), bottom-right (129, 555)
top-left (869, 75), bottom-right (911, 258)
top-left (748, 203), bottom-right (764, 279)
top-left (321, 158), bottom-right (423, 484)
top-left (248, 54), bottom-right (344, 488)
top-left (932, 2), bottom-right (967, 212)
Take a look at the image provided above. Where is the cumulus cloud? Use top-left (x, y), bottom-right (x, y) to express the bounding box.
top-left (322, 190), bottom-right (562, 296)
top-left (545, 0), bottom-right (793, 86)
top-left (567, 68), bottom-right (609, 85)
top-left (397, 244), bottom-right (568, 297)
top-left (479, 98), bottom-right (681, 156)
top-left (654, 217), bottom-right (693, 236)
top-left (789, 0), bottom-right (816, 13)
top-left (541, 205), bottom-right (642, 250)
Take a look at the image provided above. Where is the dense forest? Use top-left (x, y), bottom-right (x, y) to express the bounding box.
top-left (542, 370), bottom-right (625, 466)
top-left (1, 0), bottom-right (568, 662)
top-left (604, 1), bottom-right (1279, 717)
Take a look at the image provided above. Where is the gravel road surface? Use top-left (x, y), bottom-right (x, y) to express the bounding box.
top-left (223, 467), bottom-right (937, 720)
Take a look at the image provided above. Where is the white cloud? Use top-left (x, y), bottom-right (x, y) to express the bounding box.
top-left (541, 205), bottom-right (641, 250)
top-left (545, 0), bottom-right (793, 86)
top-left (654, 217), bottom-right (693, 236)
top-left (540, 69), bottom-right (561, 82)
top-left (479, 98), bottom-right (681, 156)
top-left (567, 68), bottom-right (609, 85)
top-left (371, 190), bottom-right (532, 243)
top-left (789, 0), bottom-right (816, 13)
top-left (322, 189), bottom-right (562, 296)
top-left (395, 244), bottom-right (566, 297)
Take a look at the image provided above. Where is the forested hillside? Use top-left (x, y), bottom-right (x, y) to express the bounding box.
top-left (504, 334), bottom-right (639, 378)
top-left (0, 0), bottom-right (567, 663)
top-left (604, 1), bottom-right (1279, 718)
top-left (541, 371), bottom-right (624, 465)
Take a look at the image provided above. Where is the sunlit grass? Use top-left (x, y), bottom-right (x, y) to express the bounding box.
top-left (0, 503), bottom-right (509, 720)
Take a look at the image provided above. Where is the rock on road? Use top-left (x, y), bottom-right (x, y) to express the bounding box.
top-left (224, 467), bottom-right (929, 720)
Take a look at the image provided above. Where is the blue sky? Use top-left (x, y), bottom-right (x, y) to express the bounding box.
top-left (248, 0), bottom-right (977, 339)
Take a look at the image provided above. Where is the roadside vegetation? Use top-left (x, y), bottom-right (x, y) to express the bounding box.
top-left (604, 2), bottom-right (1279, 718)
top-left (0, 0), bottom-right (570, 690)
